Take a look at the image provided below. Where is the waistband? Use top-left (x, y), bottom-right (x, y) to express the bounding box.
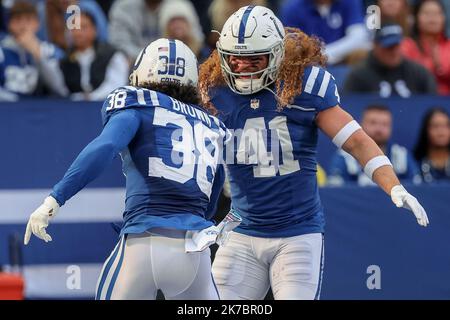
top-left (145, 227), bottom-right (187, 239)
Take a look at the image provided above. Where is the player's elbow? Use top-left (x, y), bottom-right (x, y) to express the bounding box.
top-left (90, 138), bottom-right (119, 157)
top-left (343, 130), bottom-right (370, 154)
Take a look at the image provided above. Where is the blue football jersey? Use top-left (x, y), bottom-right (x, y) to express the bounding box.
top-left (0, 36), bottom-right (63, 97)
top-left (211, 66), bottom-right (341, 237)
top-left (101, 86), bottom-right (228, 235)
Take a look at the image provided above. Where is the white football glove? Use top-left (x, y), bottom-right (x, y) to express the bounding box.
top-left (24, 196), bottom-right (60, 245)
top-left (185, 210), bottom-right (242, 252)
top-left (390, 185), bottom-right (429, 227)
top-left (185, 225), bottom-right (221, 252)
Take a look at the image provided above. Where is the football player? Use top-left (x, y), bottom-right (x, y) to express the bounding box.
top-left (24, 39), bottom-right (232, 300)
top-left (199, 6), bottom-right (429, 300)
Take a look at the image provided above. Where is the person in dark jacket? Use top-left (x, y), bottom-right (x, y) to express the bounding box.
top-left (42, 10), bottom-right (128, 100)
top-left (344, 23), bottom-right (437, 97)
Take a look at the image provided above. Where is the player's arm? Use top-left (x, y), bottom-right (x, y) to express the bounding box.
top-left (204, 123), bottom-right (233, 220)
top-left (204, 164), bottom-right (225, 221)
top-left (186, 127), bottom-right (242, 253)
top-left (316, 105), bottom-right (429, 227)
top-left (24, 109), bottom-right (141, 244)
top-left (185, 165), bottom-right (240, 253)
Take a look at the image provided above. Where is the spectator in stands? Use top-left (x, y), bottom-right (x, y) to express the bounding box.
top-left (378, 0), bottom-right (413, 36)
top-left (42, 10), bottom-right (128, 101)
top-left (344, 23), bottom-right (437, 97)
top-left (280, 0), bottom-right (371, 65)
top-left (329, 105), bottom-right (421, 186)
top-left (208, 0), bottom-right (267, 48)
top-left (190, 0), bottom-right (213, 45)
top-left (109, 0), bottom-right (165, 62)
top-left (2, 0), bottom-right (46, 41)
top-left (401, 0), bottom-right (450, 95)
top-left (0, 1), bottom-right (62, 101)
top-left (158, 0), bottom-right (209, 61)
top-left (414, 107), bottom-right (450, 183)
top-left (45, 0), bottom-right (108, 51)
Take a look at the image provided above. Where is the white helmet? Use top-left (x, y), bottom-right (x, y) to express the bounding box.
top-left (217, 5), bottom-right (285, 95)
top-left (130, 38), bottom-right (198, 87)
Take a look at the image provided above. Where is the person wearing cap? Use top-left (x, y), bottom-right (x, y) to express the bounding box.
top-left (344, 23), bottom-right (437, 97)
top-left (41, 10), bottom-right (129, 101)
top-left (45, 0), bottom-right (109, 51)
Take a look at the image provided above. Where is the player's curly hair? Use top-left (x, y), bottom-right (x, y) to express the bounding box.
top-left (138, 81), bottom-right (217, 115)
top-left (199, 27), bottom-right (327, 110)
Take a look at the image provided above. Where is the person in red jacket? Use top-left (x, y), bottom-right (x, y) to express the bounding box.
top-left (401, 0), bottom-right (450, 95)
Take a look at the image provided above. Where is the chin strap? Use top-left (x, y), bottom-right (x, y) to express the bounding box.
top-left (235, 78), bottom-right (264, 94)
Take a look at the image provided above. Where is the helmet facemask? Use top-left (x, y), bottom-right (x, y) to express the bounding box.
top-left (217, 40), bottom-right (285, 95)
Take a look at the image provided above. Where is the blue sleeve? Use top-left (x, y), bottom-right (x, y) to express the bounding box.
top-left (101, 86), bottom-right (167, 126)
top-left (52, 45), bottom-right (65, 60)
top-left (50, 109), bottom-right (140, 206)
top-left (321, 72), bottom-right (341, 111)
top-left (303, 67), bottom-right (341, 112)
top-left (41, 42), bottom-right (64, 60)
top-left (280, 0), bottom-right (303, 29)
top-left (205, 164), bottom-right (225, 221)
top-left (344, 0), bottom-right (365, 28)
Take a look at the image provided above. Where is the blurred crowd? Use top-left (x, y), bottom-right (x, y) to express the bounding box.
top-left (325, 104), bottom-right (450, 186)
top-left (0, 0), bottom-right (448, 184)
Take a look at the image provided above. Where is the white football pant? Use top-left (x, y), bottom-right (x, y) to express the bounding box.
top-left (212, 232), bottom-right (324, 300)
top-left (95, 231), bottom-right (219, 300)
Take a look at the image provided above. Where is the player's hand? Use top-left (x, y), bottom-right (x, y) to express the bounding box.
top-left (16, 31), bottom-right (41, 60)
top-left (185, 210), bottom-right (243, 252)
top-left (215, 209), bottom-right (242, 246)
top-left (24, 196), bottom-right (60, 245)
top-left (185, 225), bottom-right (221, 252)
top-left (390, 185), bottom-right (429, 227)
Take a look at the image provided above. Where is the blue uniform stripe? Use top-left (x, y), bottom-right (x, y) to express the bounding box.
top-left (168, 39), bottom-right (176, 75)
top-left (314, 234), bottom-right (325, 300)
top-left (105, 235), bottom-right (127, 300)
top-left (95, 236), bottom-right (122, 300)
top-left (238, 6), bottom-right (255, 43)
top-left (312, 69), bottom-right (326, 96)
